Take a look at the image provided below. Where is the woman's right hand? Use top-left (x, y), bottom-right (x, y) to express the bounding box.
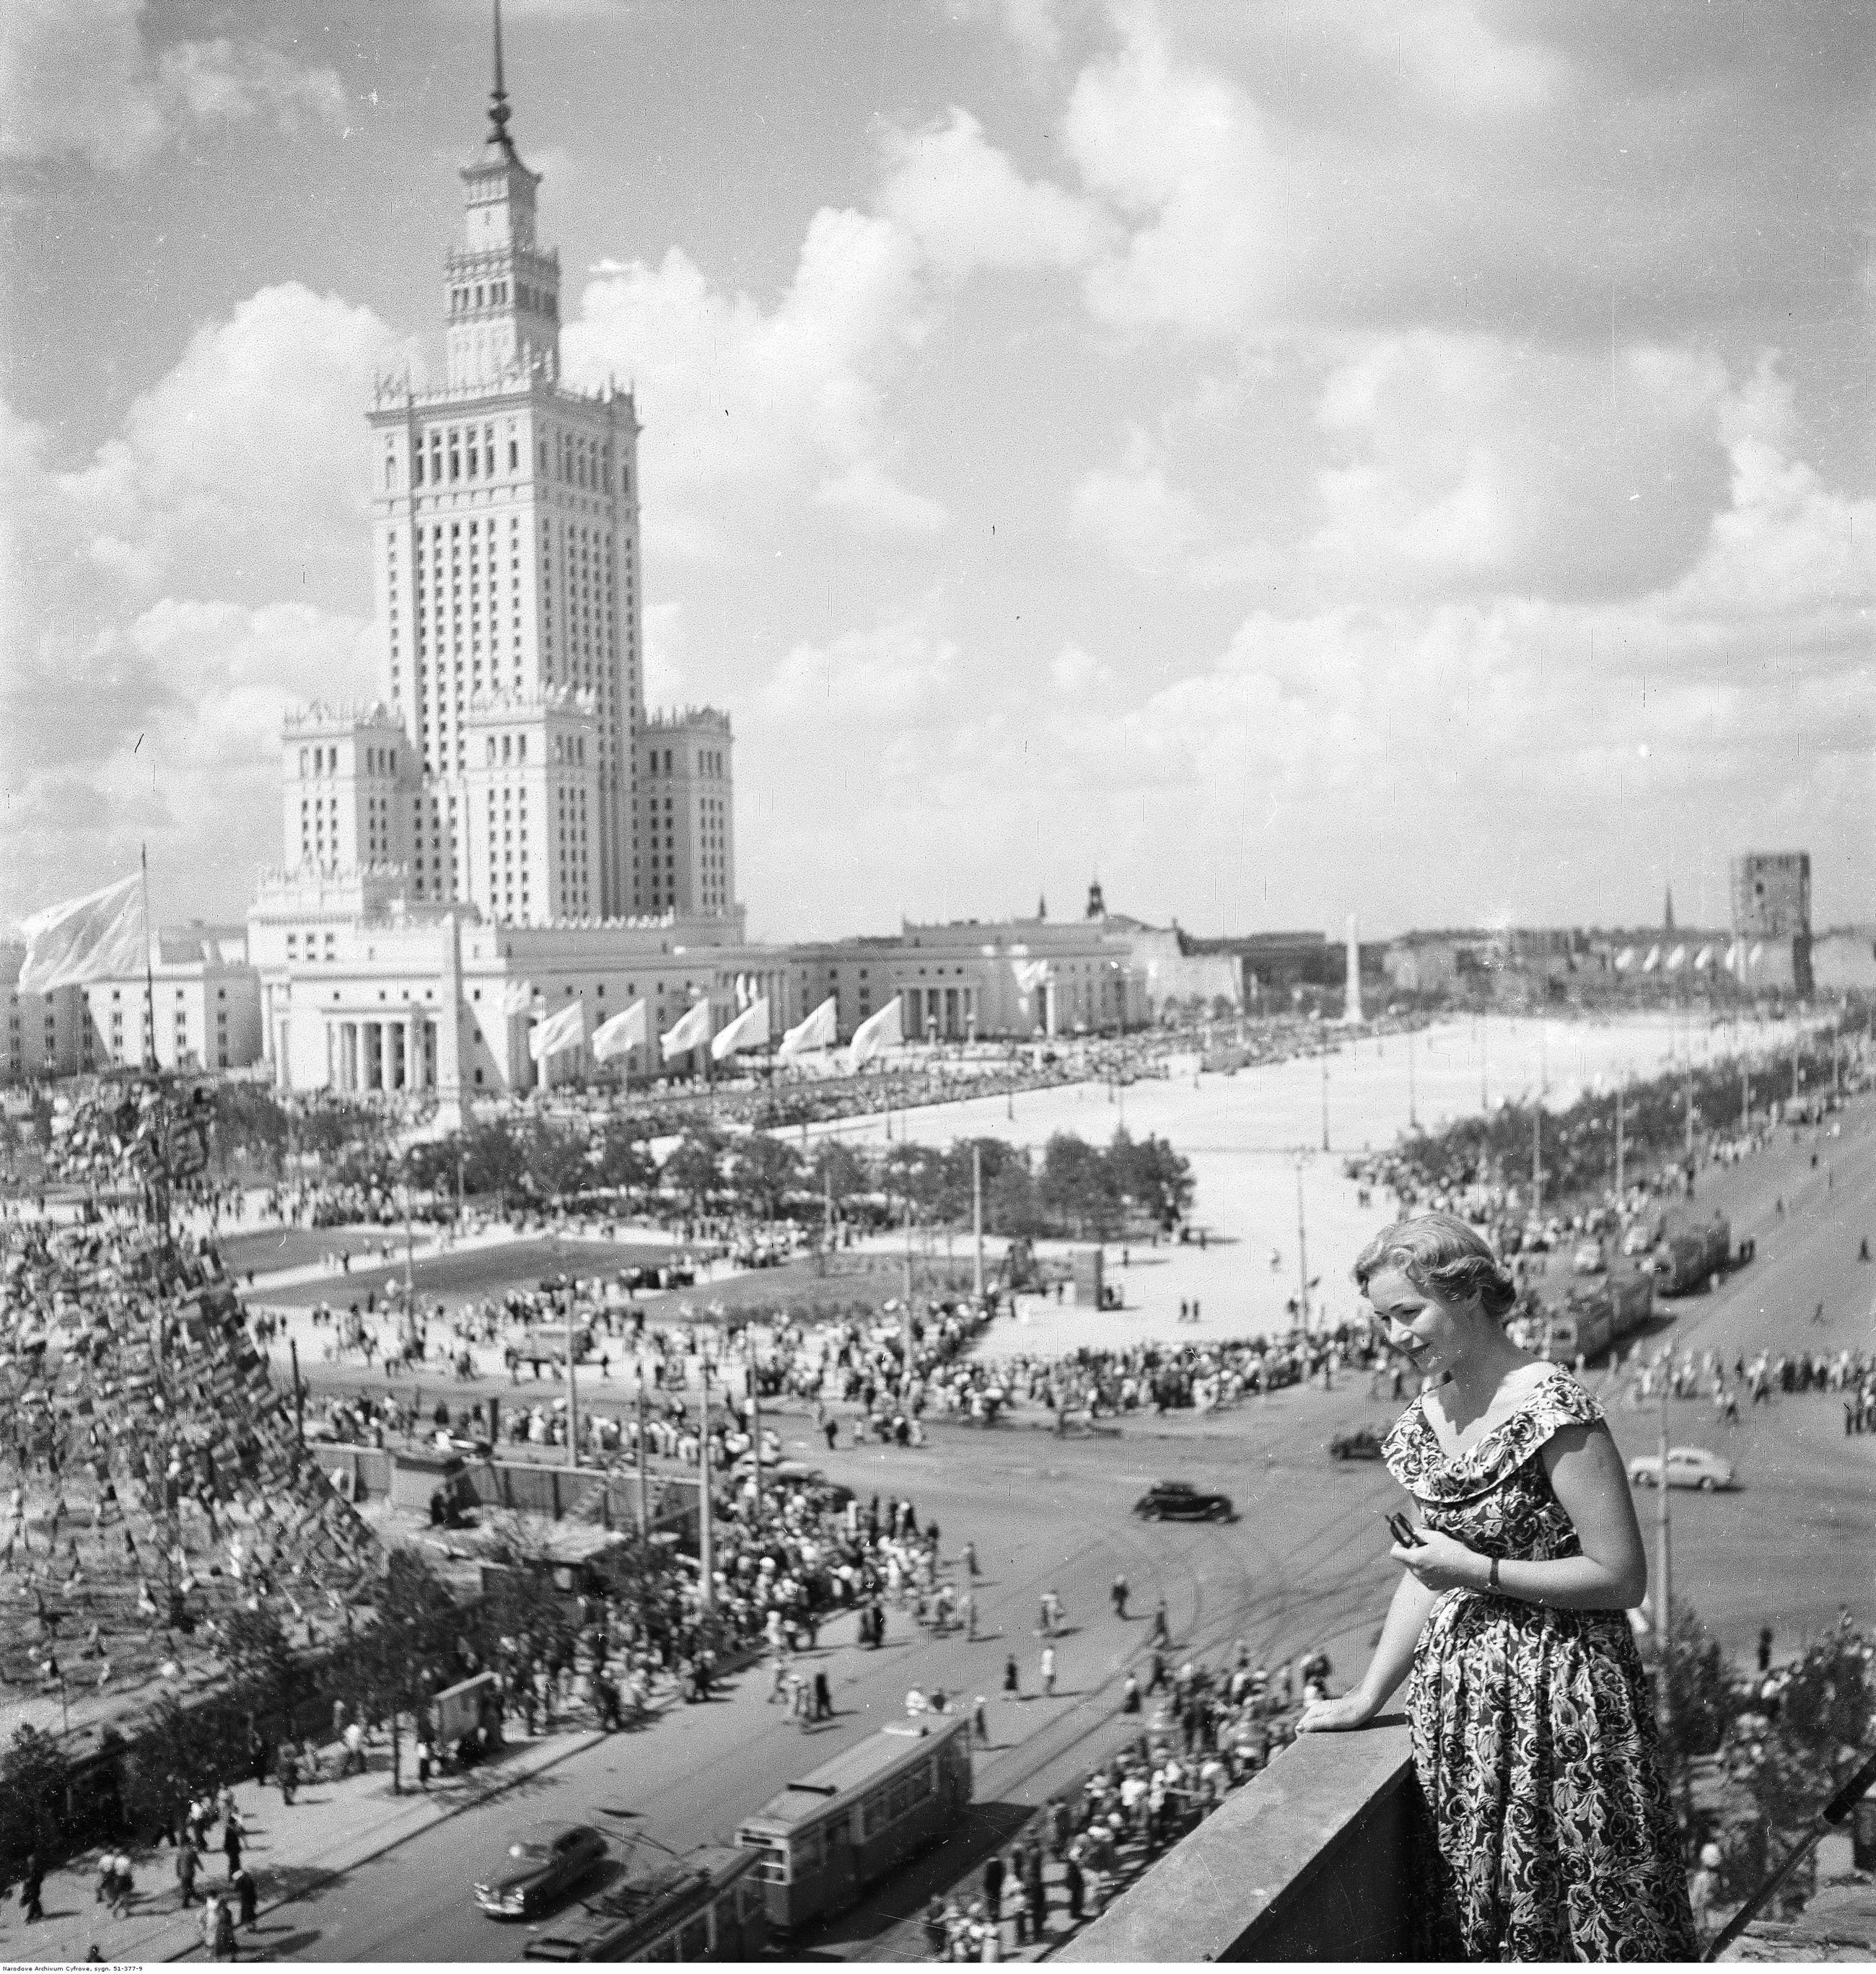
top-left (1295, 1689), bottom-right (1381, 1734)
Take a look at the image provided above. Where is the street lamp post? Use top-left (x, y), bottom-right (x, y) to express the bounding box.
top-left (696, 1345), bottom-right (716, 1610)
top-left (1407, 1026), bottom-right (1418, 1131)
top-left (972, 1142), bottom-right (985, 1304)
top-left (1320, 1050), bottom-right (1330, 1154)
top-left (1294, 1157), bottom-right (1312, 1333)
top-left (746, 1328), bottom-right (762, 1525)
top-left (636, 1366), bottom-right (650, 1535)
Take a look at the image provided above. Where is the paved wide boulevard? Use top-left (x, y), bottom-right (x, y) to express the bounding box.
top-left (158, 1080), bottom-right (1872, 1962)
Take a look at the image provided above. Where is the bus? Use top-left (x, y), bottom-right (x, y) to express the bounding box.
top-left (522, 1845), bottom-right (764, 1962)
top-left (734, 1715), bottom-right (973, 1936)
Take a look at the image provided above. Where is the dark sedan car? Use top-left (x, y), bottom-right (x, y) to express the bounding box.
top-left (474, 1822), bottom-right (608, 1919)
top-left (1328, 1427), bottom-right (1385, 1461)
top-left (1132, 1480), bottom-right (1234, 1522)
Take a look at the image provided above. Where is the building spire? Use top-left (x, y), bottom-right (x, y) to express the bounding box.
top-left (487, 0), bottom-right (515, 157)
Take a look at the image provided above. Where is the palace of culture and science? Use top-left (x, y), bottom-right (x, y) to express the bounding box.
top-left (1, 20), bottom-right (1162, 1097)
top-left (244, 30), bottom-right (786, 1108)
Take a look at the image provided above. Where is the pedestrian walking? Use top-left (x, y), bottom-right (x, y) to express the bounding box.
top-left (1149, 1597), bottom-right (1170, 1648)
top-left (963, 1540), bottom-right (979, 1577)
top-left (176, 1838), bottom-right (200, 1908)
top-left (223, 1819), bottom-right (242, 1878)
top-left (1110, 1574), bottom-right (1128, 1619)
top-left (1003, 1653), bottom-right (1020, 1698)
top-left (20, 1851), bottom-right (45, 1924)
top-left (234, 1867), bottom-right (258, 1931)
top-left (1063, 1851), bottom-right (1084, 1923)
top-left (974, 1695), bottom-right (990, 1745)
top-left (1040, 1645), bottom-right (1056, 1696)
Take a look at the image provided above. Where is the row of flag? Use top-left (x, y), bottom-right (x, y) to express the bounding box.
top-left (1612, 941), bottom-right (1767, 975)
top-left (522, 989), bottom-right (905, 1075)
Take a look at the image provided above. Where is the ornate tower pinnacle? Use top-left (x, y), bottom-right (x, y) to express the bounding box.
top-left (488, 0), bottom-right (516, 159)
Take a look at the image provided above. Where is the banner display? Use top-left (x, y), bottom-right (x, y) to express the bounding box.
top-left (846, 996), bottom-right (903, 1074)
top-left (779, 996), bottom-right (838, 1060)
top-left (527, 999), bottom-right (584, 1062)
top-left (660, 999), bottom-right (713, 1061)
top-left (591, 1000), bottom-right (648, 1062)
top-left (16, 874), bottom-right (146, 993)
top-left (710, 996), bottom-right (770, 1061)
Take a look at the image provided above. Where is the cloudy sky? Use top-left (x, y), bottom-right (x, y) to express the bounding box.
top-left (3, 0), bottom-right (1871, 944)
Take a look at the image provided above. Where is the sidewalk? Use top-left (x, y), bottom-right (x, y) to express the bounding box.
top-left (0, 1721), bottom-right (615, 1966)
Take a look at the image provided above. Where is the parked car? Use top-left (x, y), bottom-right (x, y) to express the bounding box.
top-left (1132, 1480), bottom-right (1235, 1522)
top-left (1627, 1447), bottom-right (1738, 1492)
top-left (1571, 1240), bottom-right (1605, 1276)
top-left (474, 1822), bottom-right (608, 1918)
top-left (1328, 1426), bottom-right (1385, 1462)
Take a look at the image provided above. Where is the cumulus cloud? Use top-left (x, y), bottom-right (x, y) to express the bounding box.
top-left (876, 108), bottom-right (1105, 279)
top-left (0, 284), bottom-right (403, 925)
top-left (564, 213), bottom-right (942, 555)
top-left (0, 0), bottom-right (344, 172)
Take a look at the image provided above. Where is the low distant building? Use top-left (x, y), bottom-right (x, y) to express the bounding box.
top-left (1, 926), bottom-right (264, 1084)
top-left (1810, 927), bottom-right (1876, 993)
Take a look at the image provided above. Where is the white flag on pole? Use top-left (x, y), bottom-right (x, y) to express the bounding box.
top-left (15, 874), bottom-right (146, 993)
top-left (1012, 958), bottom-right (1051, 994)
top-left (710, 996), bottom-right (770, 1061)
top-left (527, 999), bottom-right (585, 1062)
top-left (502, 978), bottom-right (535, 1018)
top-left (779, 996), bottom-right (838, 1060)
top-left (1613, 947), bottom-right (1635, 973)
top-left (1642, 945), bottom-right (1661, 973)
top-left (1665, 943), bottom-right (1687, 973)
top-left (660, 998), bottom-right (714, 1061)
top-left (1693, 944), bottom-right (1713, 972)
top-left (846, 996), bottom-right (903, 1073)
top-left (1748, 942), bottom-right (1764, 967)
top-left (591, 1000), bottom-right (648, 1062)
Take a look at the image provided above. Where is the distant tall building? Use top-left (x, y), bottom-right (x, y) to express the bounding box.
top-left (1662, 885), bottom-right (1675, 934)
top-left (361, 12), bottom-right (649, 924)
top-left (641, 708), bottom-right (735, 918)
top-left (1731, 851), bottom-right (1814, 996)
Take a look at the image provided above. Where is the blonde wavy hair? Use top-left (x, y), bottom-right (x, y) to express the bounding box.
top-left (1352, 1211), bottom-right (1518, 1320)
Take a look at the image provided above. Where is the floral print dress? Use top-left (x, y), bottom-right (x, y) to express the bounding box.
top-left (1383, 1364), bottom-right (1697, 1961)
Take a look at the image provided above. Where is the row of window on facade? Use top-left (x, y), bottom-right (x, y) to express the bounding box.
top-left (448, 276), bottom-right (553, 317)
top-left (390, 425), bottom-right (623, 496)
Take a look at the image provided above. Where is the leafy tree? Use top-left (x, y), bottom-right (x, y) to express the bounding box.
top-left (1040, 1132), bottom-right (1121, 1237)
top-left (401, 1134), bottom-right (464, 1196)
top-left (729, 1133), bottom-right (800, 1219)
top-left (520, 1118), bottom-right (592, 1200)
top-left (662, 1129), bottom-right (727, 1213)
top-left (808, 1139), bottom-right (869, 1204)
top-left (986, 1153), bottom-right (1045, 1237)
top-left (595, 1126), bottom-right (657, 1198)
top-left (460, 1117), bottom-right (529, 1198)
top-left (0, 1724), bottom-right (71, 1871)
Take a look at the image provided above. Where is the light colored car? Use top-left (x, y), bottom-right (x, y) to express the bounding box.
top-left (1628, 1446), bottom-right (1737, 1492)
top-left (1571, 1240), bottom-right (1605, 1275)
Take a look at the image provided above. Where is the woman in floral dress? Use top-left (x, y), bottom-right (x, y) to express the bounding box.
top-left (1299, 1213), bottom-right (1696, 1960)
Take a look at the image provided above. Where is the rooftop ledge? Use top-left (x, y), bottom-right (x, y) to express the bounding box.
top-left (1058, 1719), bottom-right (1443, 1964)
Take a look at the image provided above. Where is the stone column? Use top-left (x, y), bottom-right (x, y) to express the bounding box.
top-left (435, 916), bottom-right (464, 1129)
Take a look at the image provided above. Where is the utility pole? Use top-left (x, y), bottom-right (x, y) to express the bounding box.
top-left (1407, 1026), bottom-right (1418, 1131)
top-left (1533, 1106), bottom-right (1543, 1223)
top-left (746, 1328), bottom-right (762, 1524)
top-left (972, 1142), bottom-right (985, 1304)
top-left (289, 1337), bottom-right (304, 1450)
top-left (696, 1346), bottom-right (715, 1610)
top-left (1654, 1377), bottom-right (1675, 1768)
top-left (1741, 1060), bottom-right (1750, 1133)
top-left (1320, 1049), bottom-right (1330, 1153)
top-left (635, 1367), bottom-right (650, 1535)
top-left (1614, 1084), bottom-right (1625, 1201)
top-left (1294, 1158), bottom-right (1312, 1333)
top-left (565, 1297), bottom-right (579, 1472)
top-left (1480, 1011), bottom-right (1489, 1112)
top-left (820, 1165), bottom-right (833, 1276)
top-left (1684, 1064), bottom-right (1695, 1166)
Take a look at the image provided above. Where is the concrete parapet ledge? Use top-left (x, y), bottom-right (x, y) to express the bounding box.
top-left (1056, 1719), bottom-right (1429, 1963)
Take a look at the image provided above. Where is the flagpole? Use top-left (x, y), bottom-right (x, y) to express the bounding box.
top-left (139, 844), bottom-right (158, 1074)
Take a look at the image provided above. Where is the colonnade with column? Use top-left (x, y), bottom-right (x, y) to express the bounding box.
top-left (900, 982), bottom-right (981, 1042)
top-left (325, 1013), bottom-right (437, 1092)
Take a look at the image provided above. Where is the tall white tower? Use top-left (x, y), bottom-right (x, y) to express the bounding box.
top-left (364, 3), bottom-right (648, 924)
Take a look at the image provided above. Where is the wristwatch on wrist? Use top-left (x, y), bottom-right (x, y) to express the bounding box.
top-left (1488, 1556), bottom-right (1501, 1592)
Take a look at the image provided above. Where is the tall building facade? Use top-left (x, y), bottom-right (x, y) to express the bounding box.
top-left (361, 31), bottom-right (646, 925)
top-left (642, 708), bottom-right (735, 917)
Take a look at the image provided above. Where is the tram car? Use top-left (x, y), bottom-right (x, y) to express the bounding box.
top-left (735, 1715), bottom-right (973, 1935)
top-left (523, 1844), bottom-right (764, 1962)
